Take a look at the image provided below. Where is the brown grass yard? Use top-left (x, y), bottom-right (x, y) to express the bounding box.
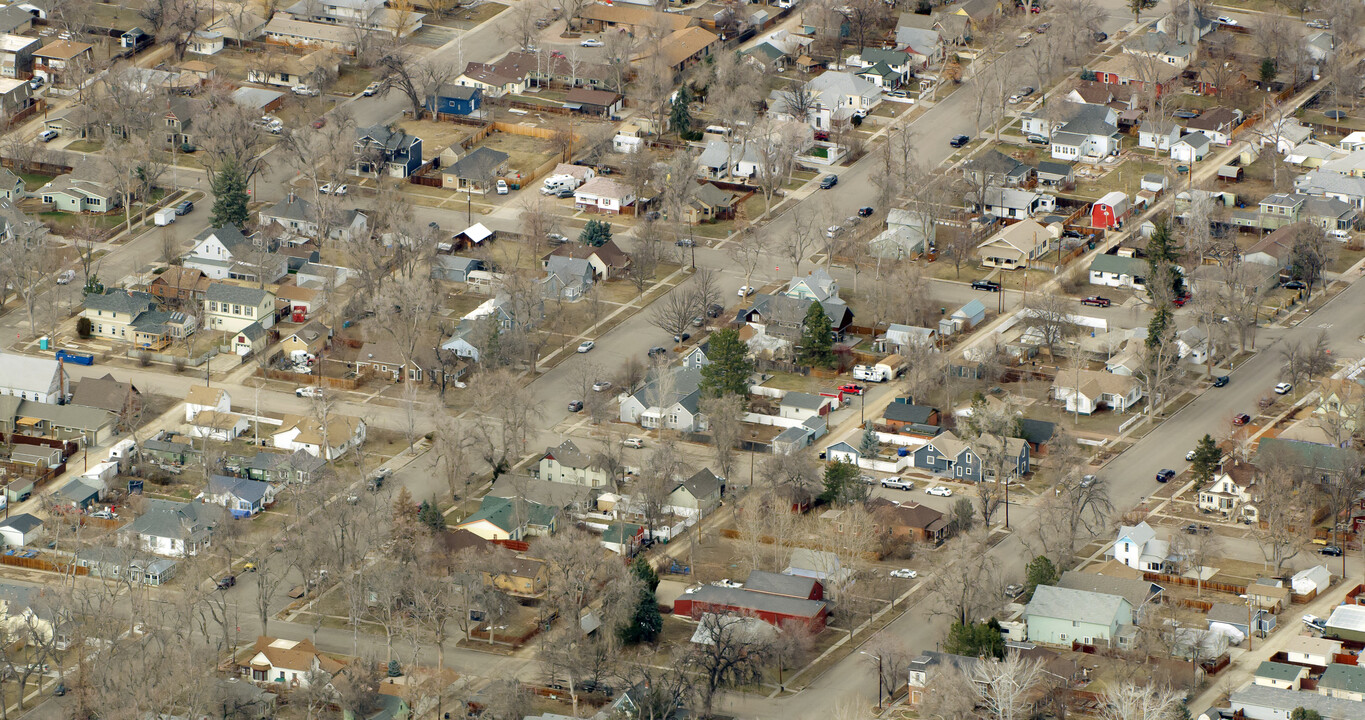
top-left (397, 118), bottom-right (478, 154)
top-left (478, 133), bottom-right (561, 178)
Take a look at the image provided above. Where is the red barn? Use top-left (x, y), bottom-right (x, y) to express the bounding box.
top-left (1091, 191), bottom-right (1130, 230)
top-left (674, 571), bottom-right (828, 631)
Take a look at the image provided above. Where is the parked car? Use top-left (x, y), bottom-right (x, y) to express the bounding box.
top-left (673, 332), bottom-right (691, 343)
top-left (496, 179), bottom-right (509, 195)
top-left (56, 269), bottom-right (75, 285)
top-left (1081, 296), bottom-right (1111, 307)
top-left (1004, 584), bottom-right (1024, 597)
top-left (580, 38), bottom-right (604, 47)
top-left (1213, 375), bottom-right (1230, 387)
top-left (1184, 524), bottom-right (1212, 534)
top-left (647, 346), bottom-right (667, 358)
top-left (676, 237), bottom-right (694, 247)
top-left (556, 188), bottom-right (574, 198)
top-left (738, 285), bottom-right (756, 297)
top-left (926, 485), bottom-right (952, 497)
top-left (690, 315), bottom-right (704, 327)
top-left (174, 200), bottom-right (194, 215)
top-left (838, 384), bottom-right (864, 395)
top-left (1172, 109), bottom-right (1201, 119)
top-left (1156, 469), bottom-right (1176, 483)
top-left (592, 381), bottom-right (612, 392)
top-left (363, 82), bottom-right (381, 96)
top-left (1274, 382), bottom-right (1293, 395)
top-left (28, 76), bottom-right (44, 90)
top-left (825, 225), bottom-right (844, 239)
top-left (295, 386), bottom-right (324, 398)
top-left (568, 400), bottom-right (584, 412)
top-left (1307, 19), bottom-right (1330, 29)
top-left (38, 129), bottom-right (57, 142)
top-left (292, 85), bottom-right (319, 96)
top-left (1282, 280), bottom-right (1307, 290)
top-left (820, 174), bottom-right (838, 189)
top-left (1080, 475), bottom-right (1097, 488)
top-left (1232, 413), bottom-right (1252, 426)
top-left (1172, 292), bottom-right (1191, 307)
top-left (950, 134), bottom-right (970, 148)
top-left (1329, 229), bottom-right (1352, 241)
top-left (1303, 614), bottom-right (1327, 631)
top-left (1320, 545), bottom-right (1344, 557)
top-left (623, 437), bottom-right (644, 449)
top-left (706, 303), bottom-right (724, 318)
top-left (577, 340), bottom-right (595, 353)
top-left (311, 117), bottom-right (326, 129)
top-left (1186, 449), bottom-right (1198, 461)
top-left (860, 475), bottom-right (876, 485)
top-left (547, 232), bottom-right (569, 244)
top-left (1216, 15), bottom-right (1237, 25)
top-left (216, 575), bottom-right (236, 590)
top-left (889, 569), bottom-right (918, 579)
top-left (1025, 134), bottom-right (1048, 144)
top-left (971, 280), bottom-right (1002, 292)
top-left (881, 477), bottom-right (913, 490)
top-left (858, 206), bottom-right (874, 217)
top-left (1092, 31), bottom-right (1108, 42)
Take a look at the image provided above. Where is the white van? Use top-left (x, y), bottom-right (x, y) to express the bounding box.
top-left (541, 175), bottom-right (578, 194)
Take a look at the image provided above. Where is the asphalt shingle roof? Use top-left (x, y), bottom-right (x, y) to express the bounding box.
top-left (1025, 584), bottom-right (1131, 626)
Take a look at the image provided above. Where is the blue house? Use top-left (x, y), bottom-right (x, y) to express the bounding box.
top-left (354, 125), bottom-right (423, 178)
top-left (203, 475), bottom-right (273, 518)
top-left (912, 430), bottom-right (1029, 483)
top-left (425, 84), bottom-right (482, 117)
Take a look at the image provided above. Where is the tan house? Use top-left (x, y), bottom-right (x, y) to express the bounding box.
top-left (1314, 379), bottom-right (1365, 432)
top-left (240, 636), bottom-right (344, 688)
top-left (976, 219), bottom-right (1057, 270)
top-left (575, 4), bottom-right (693, 34)
top-left (544, 239), bottom-right (632, 279)
top-left (635, 26), bottom-right (718, 76)
top-left (272, 414), bottom-right (366, 460)
top-left (33, 40), bottom-right (93, 87)
top-left (280, 320), bottom-right (330, 357)
top-left (146, 267), bottom-right (212, 306)
top-left (247, 49), bottom-right (339, 89)
top-left (485, 557), bottom-right (547, 598)
top-left (1197, 463), bottom-right (1257, 521)
top-left (1246, 581), bottom-right (1290, 613)
top-left (1052, 369), bottom-right (1143, 414)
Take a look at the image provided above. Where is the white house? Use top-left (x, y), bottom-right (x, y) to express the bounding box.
top-left (129, 499), bottom-right (216, 557)
top-left (0, 352), bottom-right (69, 404)
top-left (780, 392), bottom-right (833, 422)
top-left (242, 636), bottom-right (343, 687)
top-left (1051, 369), bottom-right (1142, 415)
top-left (1290, 565), bottom-right (1332, 596)
top-left (667, 468), bottom-right (723, 517)
top-left (769, 71), bottom-right (881, 130)
top-left (187, 411), bottom-right (248, 441)
top-left (1171, 133), bottom-right (1211, 163)
top-left (1197, 464), bottom-right (1257, 520)
top-left (204, 283), bottom-right (276, 334)
top-left (1284, 635), bottom-right (1342, 667)
top-left (618, 367), bottom-right (706, 432)
top-left (573, 177), bottom-right (635, 215)
top-left (201, 475), bottom-right (275, 518)
top-left (183, 226), bottom-right (286, 283)
top-left (0, 514), bottom-right (42, 547)
top-left (1023, 102), bottom-right (1119, 161)
top-left (1176, 326), bottom-right (1214, 365)
top-left (271, 414), bottom-right (367, 460)
top-left (1113, 521), bottom-right (1171, 572)
top-left (1089, 253), bottom-right (1149, 289)
top-left (538, 440), bottom-right (612, 488)
top-left (1138, 120), bottom-right (1182, 151)
top-left (184, 385), bottom-right (230, 423)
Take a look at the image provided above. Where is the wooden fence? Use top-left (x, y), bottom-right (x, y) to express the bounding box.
top-left (257, 366), bottom-right (372, 390)
top-left (0, 553), bottom-right (87, 575)
top-left (1143, 571), bottom-right (1245, 595)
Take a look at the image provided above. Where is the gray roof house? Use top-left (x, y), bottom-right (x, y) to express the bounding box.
top-left (541, 256), bottom-right (594, 301)
top-left (0, 351), bottom-right (69, 404)
top-left (1024, 585), bottom-right (1134, 648)
top-left (618, 366), bottom-right (704, 432)
top-left (912, 430), bottom-right (1029, 483)
top-left (353, 124), bottom-right (423, 178)
top-left (442, 147), bottom-right (510, 191)
top-left (183, 225), bottom-right (286, 283)
top-left (258, 193), bottom-right (367, 242)
top-left (129, 499), bottom-right (219, 557)
top-left (1231, 683), bottom-right (1365, 720)
top-left (203, 475), bottom-right (273, 518)
top-left (1056, 570), bottom-right (1163, 619)
top-left (668, 468), bottom-right (724, 516)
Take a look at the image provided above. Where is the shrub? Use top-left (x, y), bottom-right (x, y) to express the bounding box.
top-left (138, 351), bottom-right (151, 367)
top-left (172, 357), bottom-right (186, 374)
top-left (76, 317), bottom-right (92, 339)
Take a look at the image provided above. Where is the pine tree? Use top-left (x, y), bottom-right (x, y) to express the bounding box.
top-left (417, 499), bottom-right (445, 533)
top-left (858, 425), bottom-right (879, 456)
top-left (631, 556), bottom-right (659, 593)
top-left (797, 301), bottom-right (834, 368)
top-left (1024, 555), bottom-right (1059, 593)
top-left (1259, 57), bottom-right (1277, 85)
top-left (1145, 218), bottom-right (1184, 299)
top-left (580, 219), bottom-right (612, 247)
top-left (1191, 434), bottom-right (1221, 488)
top-left (621, 587), bottom-right (663, 644)
top-left (670, 86), bottom-right (692, 137)
top-left (210, 159), bottom-right (250, 229)
top-left (818, 460), bottom-right (862, 506)
top-left (699, 328), bottom-right (754, 399)
top-left (1147, 305), bottom-right (1173, 350)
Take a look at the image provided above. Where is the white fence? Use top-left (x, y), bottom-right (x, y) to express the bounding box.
top-left (860, 456), bottom-right (912, 473)
top-left (750, 385), bottom-right (786, 399)
top-left (874, 431), bottom-right (927, 449)
top-left (743, 412), bottom-right (804, 428)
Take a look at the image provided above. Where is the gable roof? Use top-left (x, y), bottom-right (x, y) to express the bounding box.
top-left (883, 402), bottom-right (936, 424)
top-left (647, 26), bottom-right (718, 67)
top-left (0, 513), bottom-right (42, 534)
top-left (130, 499), bottom-right (217, 541)
top-left (678, 468), bottom-right (722, 499)
top-left (207, 475), bottom-right (271, 504)
top-left (1025, 584), bottom-right (1131, 625)
top-left (1056, 570), bottom-right (1161, 610)
top-left (84, 289), bottom-right (156, 317)
top-left (1256, 437), bottom-right (1357, 473)
top-left (0, 352), bottom-right (60, 393)
top-left (868, 497), bottom-right (946, 531)
top-left (206, 283), bottom-right (271, 307)
top-left (576, 177), bottom-right (631, 200)
top-left (463, 494), bottom-right (557, 533)
top-left (446, 146), bottom-right (509, 179)
top-left (249, 636), bottom-right (343, 674)
top-left (1090, 253), bottom-right (1149, 277)
top-left (541, 439), bottom-right (604, 471)
top-left (71, 373), bottom-right (138, 414)
top-left (743, 569), bottom-right (818, 598)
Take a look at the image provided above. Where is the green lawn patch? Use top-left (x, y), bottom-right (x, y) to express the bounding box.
top-left (18, 172), bottom-right (53, 190)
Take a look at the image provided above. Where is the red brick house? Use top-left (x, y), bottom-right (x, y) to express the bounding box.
top-left (673, 570), bottom-right (828, 631)
top-left (869, 498), bottom-right (950, 544)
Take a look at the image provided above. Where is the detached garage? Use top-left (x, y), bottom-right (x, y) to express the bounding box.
top-left (0, 514), bottom-right (42, 547)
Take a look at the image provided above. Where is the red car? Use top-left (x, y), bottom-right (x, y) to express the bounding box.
top-left (839, 384), bottom-right (865, 396)
top-left (311, 117), bottom-right (326, 129)
top-left (1173, 292), bottom-right (1192, 307)
top-left (1232, 413), bottom-right (1251, 426)
top-left (1081, 296), bottom-right (1111, 307)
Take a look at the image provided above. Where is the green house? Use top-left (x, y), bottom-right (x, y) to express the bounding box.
top-left (1024, 585), bottom-right (1134, 648)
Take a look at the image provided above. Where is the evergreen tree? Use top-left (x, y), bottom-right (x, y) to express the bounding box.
top-left (417, 500), bottom-right (444, 533)
top-left (944, 621), bottom-right (1005, 659)
top-left (818, 460), bottom-right (862, 506)
top-left (621, 587), bottom-right (663, 644)
top-left (699, 328), bottom-right (754, 399)
top-left (1147, 305), bottom-right (1173, 351)
top-left (858, 424), bottom-right (879, 456)
top-left (1259, 57), bottom-right (1277, 85)
top-left (1024, 555), bottom-right (1059, 594)
top-left (797, 301), bottom-right (834, 368)
top-left (580, 219), bottom-right (612, 247)
top-left (631, 556), bottom-right (659, 593)
top-left (1191, 434), bottom-right (1221, 488)
top-left (210, 159), bottom-right (250, 229)
top-left (1145, 218), bottom-right (1184, 299)
top-left (670, 86), bottom-right (693, 137)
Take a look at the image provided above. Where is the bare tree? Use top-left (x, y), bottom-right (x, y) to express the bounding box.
top-left (1097, 682), bottom-right (1186, 720)
top-left (972, 654), bottom-right (1045, 720)
top-left (377, 54), bottom-right (455, 121)
top-left (685, 612), bottom-right (774, 718)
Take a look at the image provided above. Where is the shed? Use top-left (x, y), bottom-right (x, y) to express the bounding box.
top-left (1207, 602), bottom-right (1273, 637)
top-left (825, 441), bottom-right (859, 464)
top-left (1326, 604), bottom-right (1365, 643)
top-left (1291, 565), bottom-right (1332, 596)
top-left (1217, 165), bottom-right (1243, 182)
top-left (0, 513), bottom-right (42, 547)
top-left (1091, 191), bottom-right (1129, 229)
top-left (1253, 661), bottom-right (1307, 690)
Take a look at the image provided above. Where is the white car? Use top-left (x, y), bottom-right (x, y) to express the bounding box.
top-left (1008, 94), bottom-right (1024, 104)
top-left (547, 232), bottom-right (569, 244)
top-left (1216, 15), bottom-right (1237, 25)
top-left (1329, 229), bottom-right (1352, 241)
top-left (1185, 449), bottom-right (1197, 461)
top-left (623, 437), bottom-right (644, 449)
top-left (889, 569), bottom-right (918, 579)
top-left (881, 477), bottom-right (913, 490)
top-left (319, 183), bottom-right (334, 194)
top-left (713, 579), bottom-right (743, 588)
top-left (292, 85), bottom-right (319, 96)
top-left (56, 269), bottom-right (76, 285)
top-left (825, 225), bottom-right (844, 239)
top-left (926, 486), bottom-right (953, 497)
top-left (295, 387), bottom-right (324, 398)
top-left (577, 340), bottom-right (595, 353)
top-left (580, 38), bottom-right (604, 47)
top-left (592, 380), bottom-right (612, 392)
top-left (332, 184), bottom-right (348, 196)
top-left (738, 285), bottom-right (756, 297)
top-left (1274, 382), bottom-right (1293, 395)
top-left (362, 81), bottom-right (381, 96)
top-left (1303, 614), bottom-right (1327, 630)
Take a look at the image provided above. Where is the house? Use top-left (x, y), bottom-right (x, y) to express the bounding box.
top-left (205, 284), bottom-right (275, 334)
top-left (183, 226), bottom-right (285, 283)
top-left (1177, 325), bottom-right (1215, 365)
top-left (486, 556), bottom-right (548, 598)
top-left (1208, 601), bottom-right (1272, 639)
top-left (674, 569), bottom-right (828, 630)
top-left (1197, 463), bottom-right (1257, 520)
top-left (885, 323), bottom-right (937, 351)
top-left (976, 219), bottom-right (1057, 270)
top-left (453, 61), bottom-right (528, 98)
top-left (272, 414), bottom-right (366, 460)
top-left (574, 3), bottom-right (693, 35)
top-left (912, 431), bottom-right (1029, 483)
top-left (1291, 565), bottom-right (1332, 596)
top-left (184, 385), bottom-right (230, 423)
top-left (1139, 120), bottom-right (1182, 151)
top-left (619, 367), bottom-right (704, 432)
top-left (546, 239), bottom-right (631, 279)
top-left (354, 125), bottom-right (423, 179)
top-left (852, 47), bottom-right (912, 86)
top-left (1286, 635), bottom-right (1343, 666)
top-left (1053, 369), bottom-right (1143, 415)
top-left (1141, 174), bottom-right (1170, 194)
top-left (871, 209), bottom-right (934, 259)
top-left (441, 147), bottom-right (509, 192)
top-left (1016, 418), bottom-right (1055, 454)
top-left (881, 401), bottom-right (939, 433)
top-left (1186, 107), bottom-right (1243, 146)
top-left (0, 514), bottom-right (42, 547)
top-left (685, 183), bottom-right (738, 224)
top-left (0, 167), bottom-right (21, 202)
top-left (740, 294), bottom-right (854, 349)
top-left (0, 399), bottom-right (112, 444)
top-left (780, 392), bottom-right (833, 422)
top-left (0, 34), bottom-right (39, 78)
top-left (1171, 133), bottom-right (1212, 163)
top-left (1090, 53), bottom-right (1182, 93)
top-left (1091, 191), bottom-right (1131, 229)
top-left (1246, 580), bottom-right (1290, 613)
top-left (1231, 684), bottom-right (1365, 720)
top-left (186, 30), bottom-right (225, 56)
top-left (247, 48), bottom-right (340, 89)
top-left (541, 256), bottom-right (594, 301)
top-left (0, 352), bottom-right (68, 404)
top-left (261, 17), bottom-right (358, 52)
top-left (868, 498), bottom-right (948, 543)
top-left (973, 186), bottom-right (1056, 220)
top-left (188, 410), bottom-right (248, 441)
top-left (282, 0), bottom-right (424, 34)
top-left (963, 150), bottom-right (1032, 188)
top-left (1255, 662), bottom-right (1308, 690)
top-left (538, 440), bottom-right (612, 488)
top-left (425, 84), bottom-right (482, 117)
top-left (564, 87), bottom-right (621, 117)
top-left (780, 71), bottom-right (881, 131)
top-left (71, 373), bottom-right (140, 418)
top-left (1055, 571), bottom-right (1163, 619)
top-left (1297, 170), bottom-right (1365, 212)
top-left (212, 679), bottom-right (277, 720)
top-left (1318, 665), bottom-right (1365, 702)
top-left (1025, 585), bottom-right (1133, 648)
top-left (146, 267), bottom-right (212, 305)
top-left (431, 255), bottom-right (482, 283)
top-left (743, 41), bottom-right (787, 72)
top-left (354, 342), bottom-right (417, 382)
top-left (240, 636), bottom-right (343, 687)
top-left (1243, 224), bottom-right (1299, 268)
top-left (907, 652), bottom-right (982, 706)
top-left (202, 475), bottom-right (274, 518)
top-left (1256, 437), bottom-right (1359, 481)
top-left (667, 468), bottom-right (723, 517)
top-left (32, 40), bottom-right (92, 86)
top-left (1122, 29), bottom-right (1197, 70)
top-left (258, 193), bottom-right (368, 241)
top-left (82, 290), bottom-right (155, 343)
top-left (130, 499), bottom-right (217, 557)
top-left (635, 26), bottom-right (718, 76)
top-left (455, 494), bottom-right (557, 541)
top-left (573, 177), bottom-right (636, 215)
top-left (1113, 521), bottom-right (1172, 572)
top-left (1089, 253), bottom-right (1149, 289)
top-left (0, 6), bottom-right (33, 35)
top-left (1031, 103), bottom-right (1120, 162)
top-left (38, 173), bottom-right (118, 214)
